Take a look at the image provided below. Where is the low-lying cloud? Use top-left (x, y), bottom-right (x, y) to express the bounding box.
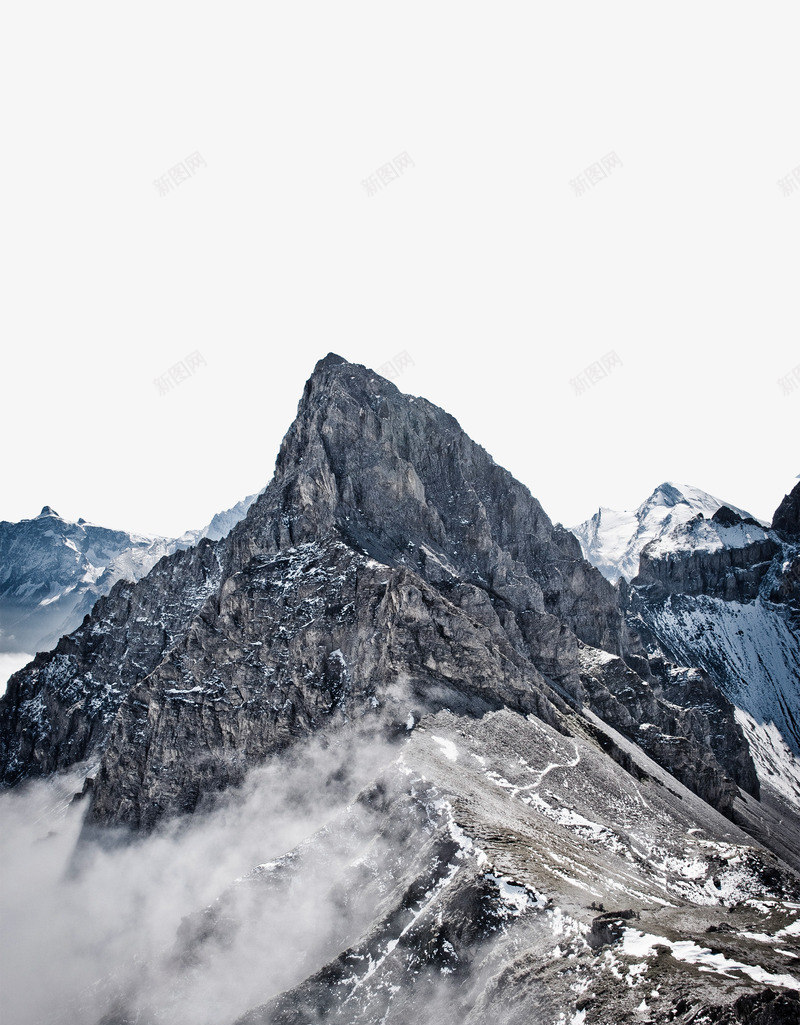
top-left (0, 727), bottom-right (403, 1025)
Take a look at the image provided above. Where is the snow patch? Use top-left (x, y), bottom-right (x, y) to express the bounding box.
top-left (622, 929), bottom-right (800, 990)
top-left (431, 736), bottom-right (458, 762)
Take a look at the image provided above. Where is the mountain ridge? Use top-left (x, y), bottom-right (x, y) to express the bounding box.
top-left (2, 356), bottom-right (799, 1025)
top-left (619, 480), bottom-right (800, 848)
top-left (571, 482), bottom-right (759, 584)
top-left (0, 492), bottom-right (259, 661)
top-left (1, 356), bottom-right (756, 827)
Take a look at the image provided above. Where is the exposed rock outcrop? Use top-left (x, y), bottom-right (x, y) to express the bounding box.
top-left (633, 515), bottom-right (779, 602)
top-left (0, 355), bottom-right (757, 829)
top-left (772, 482), bottom-right (800, 541)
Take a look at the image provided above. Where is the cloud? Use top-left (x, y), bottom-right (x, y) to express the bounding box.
top-left (0, 726), bottom-right (402, 1025)
top-left (0, 652), bottom-right (33, 697)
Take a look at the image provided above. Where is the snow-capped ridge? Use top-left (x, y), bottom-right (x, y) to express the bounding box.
top-left (622, 480), bottom-right (800, 811)
top-left (571, 482), bottom-right (758, 583)
top-left (641, 512), bottom-right (770, 561)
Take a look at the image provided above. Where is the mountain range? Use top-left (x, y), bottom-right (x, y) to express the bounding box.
top-left (1, 354), bottom-right (798, 1025)
top-left (571, 482), bottom-right (761, 585)
top-left (0, 494), bottom-right (259, 660)
top-left (574, 482), bottom-right (800, 828)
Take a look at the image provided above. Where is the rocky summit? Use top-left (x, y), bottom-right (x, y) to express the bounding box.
top-left (1, 356), bottom-right (799, 1025)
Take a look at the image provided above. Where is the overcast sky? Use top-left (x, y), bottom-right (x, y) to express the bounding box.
top-left (2, 2), bottom-right (797, 538)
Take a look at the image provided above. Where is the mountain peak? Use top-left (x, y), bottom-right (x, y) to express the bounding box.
top-left (313, 352), bottom-right (349, 373)
top-left (572, 482), bottom-right (758, 583)
top-left (232, 352), bottom-right (627, 659)
top-left (639, 482), bottom-right (693, 513)
top-left (294, 355), bottom-right (390, 424)
top-left (38, 506), bottom-right (59, 518)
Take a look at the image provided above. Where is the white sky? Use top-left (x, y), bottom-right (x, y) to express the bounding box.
top-left (1, 2), bottom-right (797, 538)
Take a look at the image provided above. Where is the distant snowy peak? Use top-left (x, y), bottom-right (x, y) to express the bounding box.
top-left (642, 510), bottom-right (769, 561)
top-left (0, 509), bottom-right (175, 655)
top-left (570, 506), bottom-right (640, 582)
top-left (571, 482), bottom-right (758, 582)
top-left (0, 493), bottom-right (259, 655)
top-left (177, 492), bottom-right (260, 545)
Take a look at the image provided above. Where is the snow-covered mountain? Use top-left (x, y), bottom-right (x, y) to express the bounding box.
top-left (571, 482), bottom-right (758, 583)
top-left (0, 506), bottom-right (175, 658)
top-left (0, 494), bottom-right (258, 660)
top-left (622, 484), bottom-right (800, 819)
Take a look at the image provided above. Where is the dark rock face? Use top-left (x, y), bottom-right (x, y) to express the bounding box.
top-left (634, 530), bottom-right (779, 603)
top-left (0, 540), bottom-right (224, 785)
top-left (89, 541), bottom-right (569, 831)
top-left (654, 662), bottom-right (759, 798)
top-left (578, 648), bottom-right (759, 806)
top-left (712, 506), bottom-right (763, 530)
top-left (0, 355), bottom-right (757, 828)
top-left (772, 483), bottom-right (800, 540)
top-left (730, 989), bottom-right (800, 1024)
top-left (587, 909), bottom-right (638, 948)
top-left (764, 552), bottom-right (800, 627)
top-left (763, 484), bottom-right (800, 628)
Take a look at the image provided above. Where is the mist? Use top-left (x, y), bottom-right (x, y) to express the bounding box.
top-left (0, 652), bottom-right (33, 698)
top-left (0, 728), bottom-right (404, 1025)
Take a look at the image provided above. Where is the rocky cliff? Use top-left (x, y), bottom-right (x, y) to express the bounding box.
top-left (633, 508), bottom-right (779, 602)
top-left (0, 355), bottom-right (756, 829)
top-left (773, 482), bottom-right (800, 541)
top-left (3, 357), bottom-right (799, 1025)
top-left (622, 484), bottom-right (800, 835)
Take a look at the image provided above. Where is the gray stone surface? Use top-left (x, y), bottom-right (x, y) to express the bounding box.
top-left (773, 482), bottom-right (800, 541)
top-left (0, 355), bottom-right (756, 827)
top-left (2, 356), bottom-right (799, 1025)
